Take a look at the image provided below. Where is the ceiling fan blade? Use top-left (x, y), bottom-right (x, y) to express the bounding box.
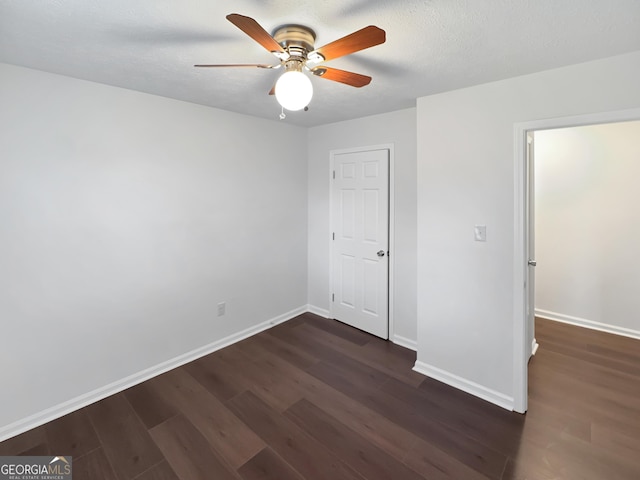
top-left (194, 63), bottom-right (276, 68)
top-left (268, 84), bottom-right (276, 95)
top-left (312, 26), bottom-right (385, 62)
top-left (226, 13), bottom-right (286, 55)
top-left (311, 67), bottom-right (371, 87)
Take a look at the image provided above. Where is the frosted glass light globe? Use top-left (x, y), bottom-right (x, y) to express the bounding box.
top-left (275, 71), bottom-right (313, 111)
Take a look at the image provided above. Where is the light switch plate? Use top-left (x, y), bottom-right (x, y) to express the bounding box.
top-left (474, 225), bottom-right (487, 242)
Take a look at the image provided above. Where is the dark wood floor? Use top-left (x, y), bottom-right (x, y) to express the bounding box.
top-left (1, 314), bottom-right (639, 479)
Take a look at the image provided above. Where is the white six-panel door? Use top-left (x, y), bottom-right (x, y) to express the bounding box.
top-left (331, 148), bottom-right (389, 339)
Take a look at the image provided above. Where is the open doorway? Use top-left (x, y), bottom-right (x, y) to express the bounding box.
top-left (513, 107), bottom-right (640, 413)
top-left (534, 121), bottom-right (640, 338)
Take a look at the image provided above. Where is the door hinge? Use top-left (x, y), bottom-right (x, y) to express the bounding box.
top-left (332, 293), bottom-right (335, 302)
top-left (332, 170), bottom-right (335, 179)
top-left (332, 232), bottom-right (335, 240)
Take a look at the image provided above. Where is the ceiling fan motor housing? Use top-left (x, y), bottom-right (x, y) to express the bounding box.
top-left (273, 25), bottom-right (317, 58)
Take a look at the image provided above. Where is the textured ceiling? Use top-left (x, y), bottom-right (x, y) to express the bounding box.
top-left (1, 0), bottom-right (639, 127)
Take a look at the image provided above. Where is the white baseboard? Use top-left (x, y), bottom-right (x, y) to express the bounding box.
top-left (306, 304), bottom-right (330, 318)
top-left (535, 309), bottom-right (640, 341)
top-left (413, 361), bottom-right (514, 411)
top-left (392, 335), bottom-right (417, 351)
top-left (0, 305), bottom-right (307, 443)
top-left (531, 338), bottom-right (539, 356)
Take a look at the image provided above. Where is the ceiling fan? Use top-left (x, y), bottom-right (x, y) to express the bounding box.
top-left (195, 14), bottom-right (386, 112)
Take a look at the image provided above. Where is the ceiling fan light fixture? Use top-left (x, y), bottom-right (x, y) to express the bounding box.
top-left (275, 70), bottom-right (313, 111)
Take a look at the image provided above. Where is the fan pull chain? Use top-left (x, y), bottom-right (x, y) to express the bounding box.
top-left (279, 106), bottom-right (286, 120)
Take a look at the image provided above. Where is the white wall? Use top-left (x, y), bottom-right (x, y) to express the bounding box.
top-left (415, 51), bottom-right (640, 408)
top-left (535, 121), bottom-right (640, 338)
top-left (0, 63), bottom-right (308, 435)
top-left (307, 108), bottom-right (418, 347)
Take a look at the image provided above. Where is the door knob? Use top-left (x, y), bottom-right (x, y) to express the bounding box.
top-left (528, 260), bottom-right (537, 267)
top-left (377, 250), bottom-right (385, 257)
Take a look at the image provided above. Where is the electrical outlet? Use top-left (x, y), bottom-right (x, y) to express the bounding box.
top-left (217, 302), bottom-right (226, 317)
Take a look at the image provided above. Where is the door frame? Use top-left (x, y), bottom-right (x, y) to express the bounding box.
top-left (329, 144), bottom-right (395, 341)
top-left (525, 132), bottom-right (538, 361)
top-left (512, 107), bottom-right (640, 413)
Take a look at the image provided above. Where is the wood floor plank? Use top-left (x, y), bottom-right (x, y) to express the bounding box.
top-left (124, 379), bottom-right (178, 429)
top-left (267, 314), bottom-right (308, 332)
top-left (267, 321), bottom-right (353, 365)
top-left (535, 319), bottom-right (640, 376)
top-left (529, 361), bottom-right (640, 419)
top-left (417, 377), bottom-right (527, 434)
top-left (0, 425), bottom-right (48, 455)
top-left (134, 461), bottom-right (179, 480)
top-left (536, 338), bottom-right (640, 378)
top-left (183, 354), bottom-right (252, 402)
top-left (519, 398), bottom-right (592, 444)
top-left (73, 447), bottom-right (118, 480)
top-left (528, 368), bottom-right (640, 436)
top-left (501, 453), bottom-right (572, 480)
top-left (279, 323), bottom-right (393, 389)
top-left (303, 316), bottom-right (373, 346)
top-left (585, 342), bottom-right (640, 366)
top-left (381, 376), bottom-right (524, 458)
top-left (307, 361), bottom-right (508, 479)
top-left (298, 378), bottom-right (418, 462)
top-left (276, 320), bottom-right (425, 388)
top-left (395, 376), bottom-right (577, 456)
top-left (240, 332), bottom-right (318, 370)
top-left (154, 368), bottom-right (264, 470)
top-left (212, 342), bottom-right (305, 412)
top-left (285, 398), bottom-right (425, 480)
top-left (357, 337), bottom-right (425, 387)
top-left (45, 409), bottom-right (100, 459)
top-left (227, 390), bottom-right (365, 480)
top-left (402, 440), bottom-right (493, 480)
top-left (530, 348), bottom-right (640, 398)
top-left (232, 337), bottom-right (421, 463)
top-left (591, 421), bottom-right (640, 459)
top-left (536, 318), bottom-right (639, 352)
top-left (506, 429), bottom-right (640, 480)
top-left (149, 414), bottom-right (239, 480)
top-left (237, 448), bottom-right (305, 480)
top-left (86, 393), bottom-right (164, 480)
top-left (17, 442), bottom-right (50, 456)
